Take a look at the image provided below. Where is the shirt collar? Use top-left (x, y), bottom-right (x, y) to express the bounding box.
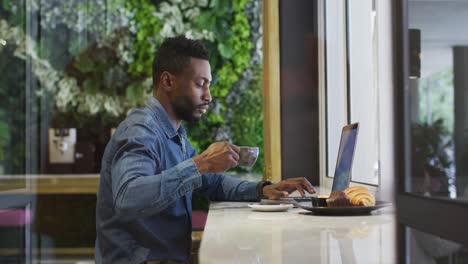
top-left (146, 96), bottom-right (186, 139)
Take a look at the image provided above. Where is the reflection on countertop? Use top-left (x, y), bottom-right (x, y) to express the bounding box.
top-left (199, 201), bottom-right (395, 264)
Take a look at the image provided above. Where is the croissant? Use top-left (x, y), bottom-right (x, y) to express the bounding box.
top-left (343, 186), bottom-right (376, 206)
top-left (326, 191), bottom-right (352, 207)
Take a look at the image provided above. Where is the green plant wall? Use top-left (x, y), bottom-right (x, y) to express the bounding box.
top-left (0, 0), bottom-right (263, 174)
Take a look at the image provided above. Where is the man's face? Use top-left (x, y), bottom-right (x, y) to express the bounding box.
top-left (171, 58), bottom-right (212, 124)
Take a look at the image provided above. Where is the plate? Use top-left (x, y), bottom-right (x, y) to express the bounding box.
top-left (247, 203), bottom-right (294, 212)
top-left (296, 201), bottom-right (391, 216)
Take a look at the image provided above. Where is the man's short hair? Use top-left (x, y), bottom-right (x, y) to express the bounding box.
top-left (152, 36), bottom-right (209, 87)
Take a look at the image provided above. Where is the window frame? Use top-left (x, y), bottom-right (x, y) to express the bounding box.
top-left (319, 0), bottom-right (351, 189)
top-left (320, 0), bottom-right (385, 189)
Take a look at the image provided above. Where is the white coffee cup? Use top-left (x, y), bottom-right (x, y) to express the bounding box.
top-left (238, 146), bottom-right (259, 168)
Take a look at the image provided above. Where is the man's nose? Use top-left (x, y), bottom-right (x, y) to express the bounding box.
top-left (203, 87), bottom-right (212, 103)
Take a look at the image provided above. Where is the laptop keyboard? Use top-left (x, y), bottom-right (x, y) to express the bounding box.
top-left (292, 197), bottom-right (313, 203)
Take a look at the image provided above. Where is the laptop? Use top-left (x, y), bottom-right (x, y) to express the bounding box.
top-left (290, 123), bottom-right (359, 203)
top-left (330, 122), bottom-right (359, 191)
top-left (260, 123), bottom-right (359, 204)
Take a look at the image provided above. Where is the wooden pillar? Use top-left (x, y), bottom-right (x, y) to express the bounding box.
top-left (262, 0), bottom-right (282, 182)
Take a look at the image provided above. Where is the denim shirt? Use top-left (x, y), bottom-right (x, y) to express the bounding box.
top-left (95, 97), bottom-right (259, 264)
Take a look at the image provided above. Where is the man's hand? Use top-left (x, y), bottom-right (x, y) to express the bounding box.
top-left (192, 142), bottom-right (240, 174)
top-left (262, 177), bottom-right (315, 200)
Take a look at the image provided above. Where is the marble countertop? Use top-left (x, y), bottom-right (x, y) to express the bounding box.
top-left (199, 194), bottom-right (395, 263)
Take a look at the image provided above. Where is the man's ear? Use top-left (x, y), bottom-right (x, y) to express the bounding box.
top-left (160, 71), bottom-right (175, 92)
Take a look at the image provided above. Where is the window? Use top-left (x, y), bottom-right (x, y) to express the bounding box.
top-left (324, 0), bottom-right (348, 180)
top-left (347, 0), bottom-right (379, 185)
top-left (323, 0), bottom-right (388, 187)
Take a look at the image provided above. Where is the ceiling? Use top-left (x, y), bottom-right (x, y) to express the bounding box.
top-left (409, 0), bottom-right (468, 77)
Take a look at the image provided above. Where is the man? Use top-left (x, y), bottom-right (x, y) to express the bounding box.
top-left (95, 36), bottom-right (315, 263)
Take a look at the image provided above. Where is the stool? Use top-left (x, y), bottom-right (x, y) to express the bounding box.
top-left (0, 208), bottom-right (33, 263)
top-left (190, 210), bottom-right (208, 264)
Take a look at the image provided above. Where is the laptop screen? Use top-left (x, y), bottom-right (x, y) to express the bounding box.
top-left (331, 123), bottom-right (359, 191)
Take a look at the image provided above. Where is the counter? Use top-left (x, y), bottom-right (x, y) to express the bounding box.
top-left (0, 175), bottom-right (99, 256)
top-left (199, 194), bottom-right (395, 263)
top-left (0, 174), bottom-right (99, 194)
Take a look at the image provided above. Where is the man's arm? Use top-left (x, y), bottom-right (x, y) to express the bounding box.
top-left (188, 142), bottom-right (315, 201)
top-left (193, 175), bottom-right (316, 201)
top-left (112, 130), bottom-right (241, 221)
top-left (111, 132), bottom-right (201, 221)
top-left (188, 142), bottom-right (258, 201)
top-left (194, 173), bottom-right (259, 201)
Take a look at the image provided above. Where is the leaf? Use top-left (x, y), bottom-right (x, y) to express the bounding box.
top-left (0, 122), bottom-right (10, 141)
top-left (74, 54), bottom-right (96, 73)
top-left (194, 12), bottom-right (213, 27)
top-left (2, 0), bottom-right (12, 12)
top-left (125, 84), bottom-right (144, 105)
top-left (217, 43), bottom-right (233, 59)
top-left (83, 78), bottom-right (100, 95)
top-left (210, 0), bottom-right (219, 8)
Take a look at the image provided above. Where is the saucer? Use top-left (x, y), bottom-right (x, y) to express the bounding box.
top-left (247, 203), bottom-right (294, 212)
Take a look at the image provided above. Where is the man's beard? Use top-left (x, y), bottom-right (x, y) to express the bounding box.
top-left (172, 96), bottom-right (207, 125)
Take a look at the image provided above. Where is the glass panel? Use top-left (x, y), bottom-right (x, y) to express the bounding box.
top-left (0, 0), bottom-right (28, 180)
top-left (407, 226), bottom-right (468, 263)
top-left (1, 0), bottom-right (264, 262)
top-left (407, 0), bottom-right (468, 200)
